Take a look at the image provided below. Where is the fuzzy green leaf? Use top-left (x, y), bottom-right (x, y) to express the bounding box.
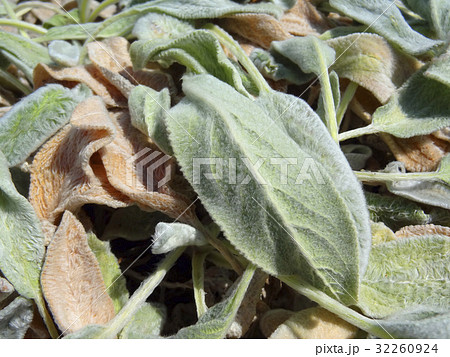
top-left (329, 0), bottom-right (443, 55)
top-left (359, 235), bottom-right (450, 319)
top-left (0, 84), bottom-right (91, 167)
top-left (130, 30), bottom-right (247, 95)
top-left (376, 307), bottom-right (450, 339)
top-left (87, 233), bottom-right (129, 313)
top-left (132, 13), bottom-right (194, 40)
top-left (119, 303), bottom-right (166, 339)
top-left (48, 40), bottom-right (80, 67)
top-left (128, 0), bottom-right (285, 19)
top-left (173, 263), bottom-right (256, 338)
top-left (271, 36), bottom-right (335, 77)
top-left (369, 68), bottom-right (450, 138)
top-left (0, 31), bottom-right (51, 80)
top-left (129, 85), bottom-right (173, 155)
top-left (365, 192), bottom-right (431, 231)
top-left (328, 33), bottom-right (419, 103)
top-left (152, 222), bottom-right (207, 254)
top-left (0, 152), bottom-right (45, 300)
top-left (0, 297), bottom-right (33, 339)
top-left (424, 47), bottom-right (450, 87)
top-left (166, 75), bottom-right (371, 305)
top-left (385, 156), bottom-right (450, 209)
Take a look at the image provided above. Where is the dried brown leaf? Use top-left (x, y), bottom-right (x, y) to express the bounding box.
top-left (280, 0), bottom-right (330, 36)
top-left (29, 96), bottom-right (129, 235)
top-left (219, 14), bottom-right (291, 49)
top-left (33, 63), bottom-right (127, 107)
top-left (99, 110), bottom-right (197, 223)
top-left (87, 37), bottom-right (176, 96)
top-left (395, 224), bottom-right (450, 239)
top-left (260, 309), bottom-right (294, 338)
top-left (269, 307), bottom-right (359, 339)
top-left (41, 210), bottom-right (115, 334)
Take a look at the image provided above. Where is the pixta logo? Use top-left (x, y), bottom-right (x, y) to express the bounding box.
top-left (126, 148), bottom-right (172, 190)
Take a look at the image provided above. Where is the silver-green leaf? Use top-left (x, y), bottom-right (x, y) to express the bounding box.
top-left (359, 235), bottom-right (450, 319)
top-left (152, 222), bottom-right (207, 254)
top-left (0, 297), bottom-right (33, 339)
top-left (166, 74), bottom-right (371, 305)
top-left (0, 84), bottom-right (91, 167)
top-left (0, 152), bottom-right (45, 301)
top-left (329, 0), bottom-right (443, 55)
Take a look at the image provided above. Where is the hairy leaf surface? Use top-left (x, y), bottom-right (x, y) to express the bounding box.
top-left (119, 303), bottom-right (166, 338)
top-left (0, 297), bottom-right (33, 339)
top-left (329, 0), bottom-right (443, 55)
top-left (166, 75), bottom-right (371, 305)
top-left (370, 68), bottom-right (450, 137)
top-left (0, 152), bottom-right (45, 301)
top-left (130, 30), bottom-right (247, 95)
top-left (359, 235), bottom-right (450, 318)
top-left (152, 222), bottom-right (207, 254)
top-left (0, 84), bottom-right (90, 167)
top-left (87, 233), bottom-right (129, 313)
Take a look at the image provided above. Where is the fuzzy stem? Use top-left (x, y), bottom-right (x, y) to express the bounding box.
top-left (192, 250), bottom-right (209, 318)
top-left (205, 23), bottom-right (271, 94)
top-left (338, 124), bottom-right (379, 141)
top-left (98, 247), bottom-right (185, 338)
top-left (0, 19), bottom-right (47, 34)
top-left (282, 277), bottom-right (394, 339)
top-left (354, 170), bottom-right (438, 183)
top-left (336, 81), bottom-right (358, 127)
top-left (88, 0), bottom-right (119, 22)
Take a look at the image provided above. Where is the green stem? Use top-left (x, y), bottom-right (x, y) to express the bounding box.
top-left (1, 0), bottom-right (28, 38)
top-left (354, 170), bottom-right (437, 183)
top-left (336, 81), bottom-right (358, 127)
top-left (36, 293), bottom-right (59, 339)
top-left (88, 0), bottom-right (119, 22)
top-left (315, 42), bottom-right (338, 143)
top-left (192, 250), bottom-right (209, 318)
top-left (338, 124), bottom-right (379, 141)
top-left (0, 19), bottom-right (47, 34)
top-left (78, 0), bottom-right (91, 23)
top-left (0, 68), bottom-right (31, 95)
top-left (282, 277), bottom-right (394, 339)
top-left (205, 23), bottom-right (271, 94)
top-left (98, 247), bottom-right (185, 338)
top-left (14, 2), bottom-right (64, 17)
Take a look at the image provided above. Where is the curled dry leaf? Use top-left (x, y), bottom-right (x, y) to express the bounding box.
top-left (33, 63), bottom-right (127, 107)
top-left (269, 307), bottom-right (359, 339)
top-left (219, 14), bottom-right (291, 49)
top-left (99, 110), bottom-right (197, 223)
top-left (41, 211), bottom-right (115, 334)
top-left (280, 0), bottom-right (330, 36)
top-left (29, 96), bottom-right (129, 240)
top-left (87, 37), bottom-right (176, 97)
top-left (395, 224), bottom-right (450, 239)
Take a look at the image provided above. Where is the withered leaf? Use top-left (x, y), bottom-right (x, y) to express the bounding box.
top-left (99, 110), bottom-right (197, 223)
top-left (218, 13), bottom-right (291, 49)
top-left (87, 37), bottom-right (175, 96)
top-left (33, 63), bottom-right (127, 107)
top-left (382, 133), bottom-right (450, 172)
top-left (269, 307), bottom-right (359, 339)
top-left (280, 0), bottom-right (330, 36)
top-left (395, 224), bottom-right (450, 239)
top-left (41, 211), bottom-right (116, 335)
top-left (29, 96), bottom-right (129, 238)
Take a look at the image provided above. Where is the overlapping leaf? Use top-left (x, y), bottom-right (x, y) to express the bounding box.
top-left (329, 0), bottom-right (443, 55)
top-left (166, 74), bottom-right (371, 305)
top-left (359, 234), bottom-right (450, 318)
top-left (0, 297), bottom-right (33, 339)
